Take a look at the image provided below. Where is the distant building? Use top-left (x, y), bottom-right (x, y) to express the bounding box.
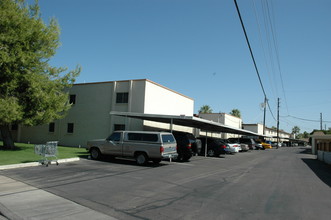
top-left (310, 131), bottom-right (331, 164)
top-left (14, 79), bottom-right (194, 147)
top-left (242, 123), bottom-right (291, 142)
top-left (198, 113), bottom-right (242, 139)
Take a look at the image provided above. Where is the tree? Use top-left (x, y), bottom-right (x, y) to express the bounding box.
top-left (0, 0), bottom-right (80, 149)
top-left (292, 126), bottom-right (300, 138)
top-left (229, 109), bottom-right (241, 118)
top-left (199, 105), bottom-right (213, 114)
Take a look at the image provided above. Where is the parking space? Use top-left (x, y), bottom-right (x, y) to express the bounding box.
top-left (2, 147), bottom-right (331, 220)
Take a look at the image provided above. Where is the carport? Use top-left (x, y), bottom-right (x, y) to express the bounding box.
top-left (110, 111), bottom-right (261, 157)
top-left (110, 111), bottom-right (259, 136)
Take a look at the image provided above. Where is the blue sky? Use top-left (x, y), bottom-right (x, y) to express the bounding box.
top-left (35, 0), bottom-right (330, 133)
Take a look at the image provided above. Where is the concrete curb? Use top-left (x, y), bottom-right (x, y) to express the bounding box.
top-left (0, 157), bottom-right (80, 170)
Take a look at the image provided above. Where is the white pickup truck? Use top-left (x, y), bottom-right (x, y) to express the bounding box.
top-left (86, 131), bottom-right (178, 165)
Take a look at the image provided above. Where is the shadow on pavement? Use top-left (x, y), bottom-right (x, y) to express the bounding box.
top-left (299, 148), bottom-right (312, 154)
top-left (302, 158), bottom-right (331, 187)
top-left (90, 155), bottom-right (169, 168)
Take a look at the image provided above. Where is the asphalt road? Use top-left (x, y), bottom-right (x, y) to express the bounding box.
top-left (1, 147), bottom-right (331, 220)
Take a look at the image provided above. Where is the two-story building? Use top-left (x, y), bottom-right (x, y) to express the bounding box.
top-left (198, 113), bottom-right (242, 139)
top-left (14, 79), bottom-right (194, 147)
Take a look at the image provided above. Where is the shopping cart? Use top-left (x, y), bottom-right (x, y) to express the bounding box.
top-left (34, 141), bottom-right (59, 166)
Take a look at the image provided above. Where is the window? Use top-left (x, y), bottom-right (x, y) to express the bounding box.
top-left (116, 92), bottom-right (128, 103)
top-left (142, 134), bottom-right (158, 142)
top-left (127, 133), bottom-right (158, 142)
top-left (67, 123), bottom-right (74, 133)
top-left (69, 94), bottom-right (76, 104)
top-left (114, 124), bottom-right (125, 131)
top-left (49, 123), bottom-right (55, 132)
top-left (107, 132), bottom-right (121, 142)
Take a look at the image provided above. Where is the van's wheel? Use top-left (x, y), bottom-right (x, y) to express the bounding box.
top-left (90, 148), bottom-right (101, 160)
top-left (136, 153), bottom-right (148, 165)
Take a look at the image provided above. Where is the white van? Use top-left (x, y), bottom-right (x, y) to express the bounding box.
top-left (86, 131), bottom-right (178, 165)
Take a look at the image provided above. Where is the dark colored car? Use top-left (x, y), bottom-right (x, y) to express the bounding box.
top-left (198, 137), bottom-right (227, 157)
top-left (172, 131), bottom-right (201, 161)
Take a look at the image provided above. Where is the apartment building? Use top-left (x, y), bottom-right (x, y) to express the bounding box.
top-left (198, 113), bottom-right (242, 139)
top-left (243, 123), bottom-right (291, 142)
top-left (15, 79), bottom-right (194, 147)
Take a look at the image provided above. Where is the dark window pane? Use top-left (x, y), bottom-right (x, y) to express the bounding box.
top-left (49, 123), bottom-right (55, 132)
top-left (142, 134), bottom-right (158, 142)
top-left (114, 124), bottom-right (125, 131)
top-left (128, 133), bottom-right (143, 141)
top-left (69, 95), bottom-right (76, 104)
top-left (116, 93), bottom-right (128, 103)
top-left (67, 123), bottom-right (74, 133)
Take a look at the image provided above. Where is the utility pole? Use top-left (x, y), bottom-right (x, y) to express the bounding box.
top-left (320, 113), bottom-right (323, 130)
top-left (263, 97), bottom-right (267, 135)
top-left (277, 98), bottom-right (280, 147)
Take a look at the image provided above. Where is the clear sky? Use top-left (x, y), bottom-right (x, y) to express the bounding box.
top-left (35, 0), bottom-right (330, 134)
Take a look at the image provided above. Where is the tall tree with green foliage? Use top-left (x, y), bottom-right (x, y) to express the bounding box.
top-left (292, 126), bottom-right (300, 138)
top-left (0, 0), bottom-right (80, 149)
top-left (229, 109), bottom-right (241, 118)
top-left (199, 105), bottom-right (213, 114)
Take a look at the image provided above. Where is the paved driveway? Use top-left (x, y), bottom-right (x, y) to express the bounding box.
top-left (1, 147), bottom-right (331, 220)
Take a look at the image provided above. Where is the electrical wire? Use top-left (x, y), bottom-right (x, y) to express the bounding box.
top-left (234, 0), bottom-right (277, 121)
top-left (281, 115), bottom-right (331, 123)
top-left (234, 0), bottom-right (267, 98)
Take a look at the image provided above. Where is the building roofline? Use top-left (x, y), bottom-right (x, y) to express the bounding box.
top-left (74, 78), bottom-right (194, 100)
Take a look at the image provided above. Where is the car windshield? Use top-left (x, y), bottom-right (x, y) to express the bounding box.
top-left (107, 132), bottom-right (121, 142)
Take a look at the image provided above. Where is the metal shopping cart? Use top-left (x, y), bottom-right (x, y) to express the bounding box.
top-left (34, 141), bottom-right (59, 166)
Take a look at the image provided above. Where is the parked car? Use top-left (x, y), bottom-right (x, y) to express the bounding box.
top-left (261, 142), bottom-right (272, 149)
top-left (228, 138), bottom-right (250, 152)
top-left (221, 139), bottom-right (241, 154)
top-left (254, 141), bottom-right (265, 150)
top-left (271, 142), bottom-right (281, 148)
top-left (172, 131), bottom-right (201, 161)
top-left (236, 138), bottom-right (257, 150)
top-left (86, 131), bottom-right (178, 165)
top-left (262, 141), bottom-right (272, 149)
top-left (198, 137), bottom-right (227, 157)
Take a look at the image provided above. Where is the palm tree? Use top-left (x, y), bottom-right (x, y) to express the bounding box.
top-left (199, 105), bottom-right (213, 114)
top-left (229, 109), bottom-right (241, 118)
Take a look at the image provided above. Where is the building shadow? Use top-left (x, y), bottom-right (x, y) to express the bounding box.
top-left (302, 158), bottom-right (331, 187)
top-left (299, 148), bottom-right (312, 154)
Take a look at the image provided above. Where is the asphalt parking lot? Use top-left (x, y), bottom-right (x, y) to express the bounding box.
top-left (1, 147), bottom-right (331, 220)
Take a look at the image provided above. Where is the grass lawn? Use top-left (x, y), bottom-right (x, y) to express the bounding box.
top-left (0, 142), bottom-right (89, 166)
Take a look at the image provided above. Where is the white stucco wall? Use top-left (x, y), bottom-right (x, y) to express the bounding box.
top-left (144, 81), bottom-right (194, 116)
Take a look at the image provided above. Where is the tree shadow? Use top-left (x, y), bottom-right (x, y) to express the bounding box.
top-left (302, 158), bottom-right (331, 187)
top-left (0, 146), bottom-right (23, 151)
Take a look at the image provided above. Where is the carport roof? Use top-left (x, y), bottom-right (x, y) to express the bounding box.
top-left (110, 111), bottom-right (261, 136)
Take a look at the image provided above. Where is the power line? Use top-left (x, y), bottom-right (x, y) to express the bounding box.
top-left (233, 0), bottom-right (267, 98)
top-left (264, 0), bottom-right (289, 115)
top-left (234, 0), bottom-right (277, 121)
top-left (281, 115), bottom-right (331, 123)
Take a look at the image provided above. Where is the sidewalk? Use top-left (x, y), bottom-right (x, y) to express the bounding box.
top-left (0, 159), bottom-right (117, 220)
top-left (0, 175), bottom-right (116, 220)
